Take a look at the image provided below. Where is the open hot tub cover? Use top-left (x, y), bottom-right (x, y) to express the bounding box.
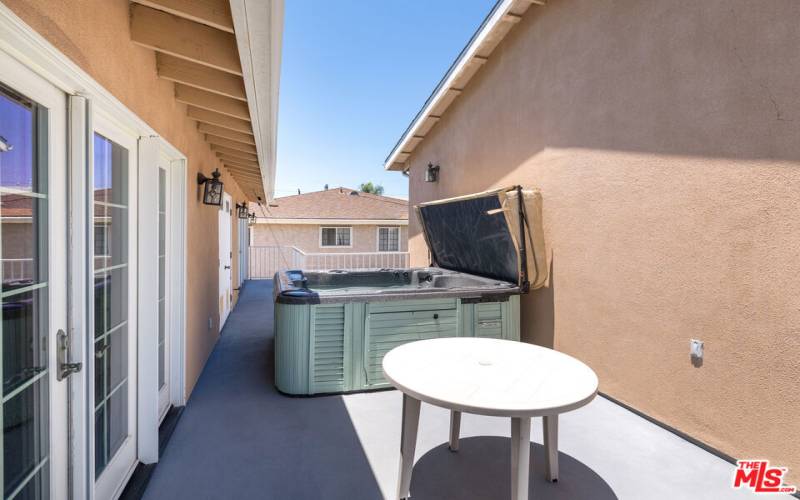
top-left (415, 186), bottom-right (548, 290)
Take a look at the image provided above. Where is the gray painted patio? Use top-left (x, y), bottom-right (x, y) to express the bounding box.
top-left (142, 280), bottom-right (778, 500)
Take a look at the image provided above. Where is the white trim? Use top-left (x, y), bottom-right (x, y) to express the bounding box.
top-left (168, 159), bottom-right (187, 407)
top-left (319, 226), bottom-right (353, 248)
top-left (67, 93), bottom-right (91, 500)
top-left (229, 0), bottom-right (284, 199)
top-left (257, 218), bottom-right (408, 226)
top-left (136, 135), bottom-right (160, 465)
top-left (376, 226), bottom-right (401, 252)
top-left (383, 0), bottom-right (531, 170)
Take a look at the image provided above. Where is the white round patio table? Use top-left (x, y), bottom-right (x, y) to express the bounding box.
top-left (382, 337), bottom-right (598, 500)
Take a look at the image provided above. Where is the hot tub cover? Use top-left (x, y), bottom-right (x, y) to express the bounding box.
top-left (416, 186), bottom-right (547, 290)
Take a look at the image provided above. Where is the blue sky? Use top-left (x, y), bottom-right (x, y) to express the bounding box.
top-left (274, 0), bottom-right (496, 200)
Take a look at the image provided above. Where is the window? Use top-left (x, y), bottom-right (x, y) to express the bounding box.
top-left (378, 227), bottom-right (400, 252)
top-left (320, 227), bottom-right (351, 247)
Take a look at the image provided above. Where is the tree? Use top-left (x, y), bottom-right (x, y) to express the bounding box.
top-left (359, 182), bottom-right (384, 195)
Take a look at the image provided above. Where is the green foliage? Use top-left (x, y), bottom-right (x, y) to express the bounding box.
top-left (359, 182), bottom-right (384, 195)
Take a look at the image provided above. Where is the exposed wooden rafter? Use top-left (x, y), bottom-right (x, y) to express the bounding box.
top-left (186, 106), bottom-right (252, 134)
top-left (129, 0), bottom-right (270, 200)
top-left (220, 156), bottom-right (260, 169)
top-left (198, 123), bottom-right (256, 144)
top-left (130, 4), bottom-right (242, 75)
top-left (205, 134), bottom-right (258, 154)
top-left (212, 145), bottom-right (258, 161)
top-left (156, 54), bottom-right (246, 101)
top-left (175, 84), bottom-right (251, 120)
top-left (132, 0), bottom-right (234, 32)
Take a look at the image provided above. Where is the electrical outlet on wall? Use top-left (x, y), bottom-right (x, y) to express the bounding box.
top-left (690, 339), bottom-right (704, 358)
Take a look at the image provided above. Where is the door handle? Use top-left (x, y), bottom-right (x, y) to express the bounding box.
top-left (224, 265), bottom-right (231, 269)
top-left (57, 329), bottom-right (83, 381)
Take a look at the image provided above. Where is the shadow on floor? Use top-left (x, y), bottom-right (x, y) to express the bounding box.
top-left (143, 280), bottom-right (382, 500)
top-left (409, 436), bottom-right (618, 500)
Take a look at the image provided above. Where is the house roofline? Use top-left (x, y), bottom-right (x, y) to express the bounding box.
top-left (383, 0), bottom-right (544, 171)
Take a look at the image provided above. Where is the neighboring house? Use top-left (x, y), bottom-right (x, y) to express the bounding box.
top-left (251, 187), bottom-right (408, 254)
top-left (0, 1), bottom-right (282, 498)
top-left (385, 0), bottom-right (799, 484)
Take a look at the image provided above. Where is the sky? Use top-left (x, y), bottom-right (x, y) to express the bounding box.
top-left (274, 0), bottom-right (497, 200)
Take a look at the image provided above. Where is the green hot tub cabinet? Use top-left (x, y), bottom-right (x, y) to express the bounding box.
top-left (274, 186), bottom-right (547, 396)
top-left (274, 293), bottom-right (520, 395)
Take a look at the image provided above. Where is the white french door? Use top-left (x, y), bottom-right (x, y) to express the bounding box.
top-left (0, 50), bottom-right (69, 499)
top-left (218, 193), bottom-right (232, 328)
top-left (91, 114), bottom-right (138, 499)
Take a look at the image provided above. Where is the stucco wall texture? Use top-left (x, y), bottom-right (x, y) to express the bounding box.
top-left (252, 224), bottom-right (408, 254)
top-left (405, 0), bottom-right (800, 482)
top-left (7, 0), bottom-right (250, 399)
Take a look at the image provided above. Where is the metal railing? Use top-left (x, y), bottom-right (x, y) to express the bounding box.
top-left (2, 258), bottom-right (34, 281)
top-left (248, 246), bottom-right (410, 279)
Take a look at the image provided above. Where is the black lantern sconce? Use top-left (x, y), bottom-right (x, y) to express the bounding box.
top-left (248, 212), bottom-right (257, 224)
top-left (236, 202), bottom-right (249, 219)
top-left (425, 163), bottom-right (440, 182)
top-left (197, 168), bottom-right (223, 206)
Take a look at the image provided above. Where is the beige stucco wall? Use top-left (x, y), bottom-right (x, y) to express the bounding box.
top-left (405, 0), bottom-right (800, 482)
top-left (252, 223), bottom-right (408, 253)
top-left (6, 0), bottom-right (250, 399)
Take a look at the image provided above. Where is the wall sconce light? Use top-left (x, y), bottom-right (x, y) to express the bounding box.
top-left (248, 212), bottom-right (257, 224)
top-left (236, 202), bottom-right (249, 219)
top-left (197, 168), bottom-right (224, 206)
top-left (425, 163), bottom-right (440, 182)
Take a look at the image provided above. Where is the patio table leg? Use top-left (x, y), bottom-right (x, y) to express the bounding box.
top-left (449, 410), bottom-right (461, 451)
top-left (397, 394), bottom-right (421, 500)
top-left (510, 416), bottom-right (531, 500)
top-left (543, 415), bottom-right (558, 482)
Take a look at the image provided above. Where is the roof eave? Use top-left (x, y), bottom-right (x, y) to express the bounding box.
top-left (384, 0), bottom-right (544, 171)
top-left (229, 0), bottom-right (285, 199)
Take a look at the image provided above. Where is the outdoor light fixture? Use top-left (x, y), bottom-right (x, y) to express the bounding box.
top-left (236, 202), bottom-right (249, 219)
top-left (248, 212), bottom-right (257, 224)
top-left (425, 163), bottom-right (440, 182)
top-left (197, 168), bottom-right (223, 206)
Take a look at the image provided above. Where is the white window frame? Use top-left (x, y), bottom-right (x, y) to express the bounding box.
top-left (319, 226), bottom-right (353, 248)
top-left (376, 226), bottom-right (401, 252)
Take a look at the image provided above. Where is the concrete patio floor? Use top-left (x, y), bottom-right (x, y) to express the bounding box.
top-left (142, 280), bottom-right (784, 500)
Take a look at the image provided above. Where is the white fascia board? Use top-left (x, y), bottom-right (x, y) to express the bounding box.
top-left (255, 218), bottom-right (408, 226)
top-left (383, 0), bottom-right (516, 171)
top-left (229, 0), bottom-right (284, 201)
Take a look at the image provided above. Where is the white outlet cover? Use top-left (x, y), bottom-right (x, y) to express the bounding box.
top-left (690, 339), bottom-right (704, 358)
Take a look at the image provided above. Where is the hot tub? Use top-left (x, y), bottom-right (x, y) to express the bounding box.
top-left (273, 186), bottom-right (547, 395)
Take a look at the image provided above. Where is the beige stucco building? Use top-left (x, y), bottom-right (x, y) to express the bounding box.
top-left (250, 187), bottom-right (408, 265)
top-left (386, 0), bottom-right (800, 484)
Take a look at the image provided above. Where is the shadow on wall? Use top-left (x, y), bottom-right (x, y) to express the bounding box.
top-left (522, 257), bottom-right (555, 348)
top-left (409, 436), bottom-right (617, 500)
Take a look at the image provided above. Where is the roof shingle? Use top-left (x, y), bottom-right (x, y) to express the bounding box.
top-left (252, 187), bottom-right (407, 220)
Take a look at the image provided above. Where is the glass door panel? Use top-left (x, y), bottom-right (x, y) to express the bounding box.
top-left (157, 164), bottom-right (170, 420)
top-left (92, 133), bottom-right (129, 479)
top-left (1, 73), bottom-right (66, 500)
top-left (158, 168), bottom-right (166, 391)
